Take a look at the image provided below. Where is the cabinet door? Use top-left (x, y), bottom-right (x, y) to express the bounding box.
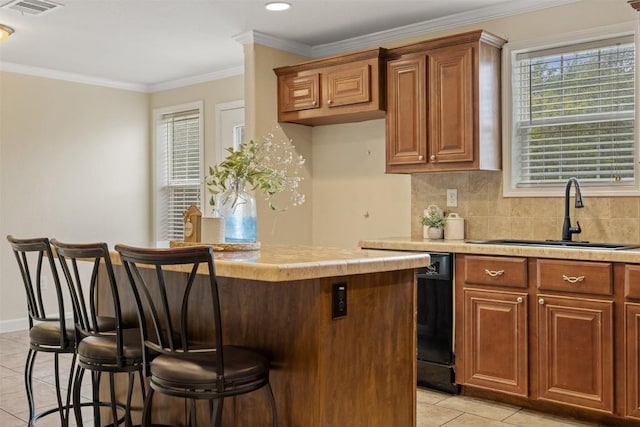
top-left (326, 63), bottom-right (371, 108)
top-left (462, 288), bottom-right (528, 396)
top-left (626, 303), bottom-right (640, 419)
top-left (385, 55), bottom-right (427, 168)
top-left (428, 43), bottom-right (474, 167)
top-left (278, 73), bottom-right (320, 113)
top-left (537, 295), bottom-right (614, 412)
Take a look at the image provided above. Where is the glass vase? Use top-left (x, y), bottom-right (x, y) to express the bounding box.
top-left (218, 182), bottom-right (257, 243)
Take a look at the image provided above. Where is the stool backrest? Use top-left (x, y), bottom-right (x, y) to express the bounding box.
top-left (6, 235), bottom-right (69, 349)
top-left (51, 240), bottom-right (132, 366)
top-left (115, 244), bottom-right (223, 376)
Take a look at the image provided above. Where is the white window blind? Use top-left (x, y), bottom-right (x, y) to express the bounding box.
top-left (158, 108), bottom-right (202, 241)
top-left (513, 35), bottom-right (635, 188)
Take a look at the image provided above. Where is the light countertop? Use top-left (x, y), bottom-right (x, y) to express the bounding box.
top-left (111, 244), bottom-right (430, 282)
top-left (359, 237), bottom-right (640, 263)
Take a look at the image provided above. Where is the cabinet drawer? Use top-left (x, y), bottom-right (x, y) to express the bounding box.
top-left (463, 255), bottom-right (527, 288)
top-left (625, 264), bottom-right (640, 299)
top-left (536, 259), bottom-right (612, 296)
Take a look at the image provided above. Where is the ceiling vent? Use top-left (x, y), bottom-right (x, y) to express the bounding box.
top-left (1, 0), bottom-right (63, 16)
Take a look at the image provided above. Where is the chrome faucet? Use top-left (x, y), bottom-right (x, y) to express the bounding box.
top-left (562, 177), bottom-right (584, 241)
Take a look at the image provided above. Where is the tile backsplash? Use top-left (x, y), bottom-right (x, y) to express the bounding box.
top-left (411, 171), bottom-right (640, 244)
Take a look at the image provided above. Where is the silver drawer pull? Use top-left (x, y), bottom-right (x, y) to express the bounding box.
top-left (516, 297), bottom-right (523, 303)
top-left (484, 269), bottom-right (505, 277)
top-left (562, 274), bottom-right (585, 284)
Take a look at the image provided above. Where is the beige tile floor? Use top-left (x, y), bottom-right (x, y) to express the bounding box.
top-left (416, 387), bottom-right (609, 427)
top-left (0, 329), bottom-right (610, 426)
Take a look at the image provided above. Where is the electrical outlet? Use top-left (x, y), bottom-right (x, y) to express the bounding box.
top-left (332, 283), bottom-right (347, 319)
top-left (447, 189), bottom-right (458, 207)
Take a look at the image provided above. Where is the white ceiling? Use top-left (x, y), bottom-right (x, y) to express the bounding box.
top-left (0, 0), bottom-right (577, 91)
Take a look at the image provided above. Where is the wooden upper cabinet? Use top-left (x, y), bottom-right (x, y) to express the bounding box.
top-left (386, 55), bottom-right (427, 167)
top-left (326, 63), bottom-right (371, 108)
top-left (274, 48), bottom-right (385, 126)
top-left (279, 73), bottom-right (320, 113)
top-left (385, 30), bottom-right (505, 173)
top-left (429, 43), bottom-right (474, 165)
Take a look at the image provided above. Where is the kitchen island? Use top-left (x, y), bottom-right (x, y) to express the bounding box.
top-left (103, 244), bottom-right (429, 427)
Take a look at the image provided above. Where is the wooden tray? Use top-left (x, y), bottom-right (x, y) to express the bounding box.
top-left (170, 240), bottom-right (261, 252)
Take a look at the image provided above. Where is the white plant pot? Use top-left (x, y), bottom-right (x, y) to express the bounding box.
top-left (424, 226), bottom-right (444, 240)
top-left (201, 217), bottom-right (225, 244)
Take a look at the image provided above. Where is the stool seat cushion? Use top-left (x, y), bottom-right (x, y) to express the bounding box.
top-left (29, 321), bottom-right (75, 349)
top-left (150, 345), bottom-right (269, 392)
top-left (77, 327), bottom-right (143, 367)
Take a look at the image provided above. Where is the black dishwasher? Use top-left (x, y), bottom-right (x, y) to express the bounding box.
top-left (416, 252), bottom-right (459, 393)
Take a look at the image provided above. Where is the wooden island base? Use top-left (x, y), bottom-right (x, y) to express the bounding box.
top-left (100, 245), bottom-right (426, 427)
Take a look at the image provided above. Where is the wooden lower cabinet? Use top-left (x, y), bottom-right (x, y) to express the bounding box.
top-left (626, 303), bottom-right (640, 419)
top-left (462, 288), bottom-right (528, 396)
top-left (537, 294), bottom-right (614, 413)
top-left (455, 255), bottom-right (635, 423)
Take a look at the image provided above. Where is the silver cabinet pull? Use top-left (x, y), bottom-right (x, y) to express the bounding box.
top-left (484, 269), bottom-right (504, 277)
top-left (516, 297), bottom-right (523, 303)
top-left (312, 100), bottom-right (317, 106)
top-left (538, 298), bottom-right (545, 305)
top-left (418, 155), bottom-right (424, 160)
top-left (327, 99), bottom-right (332, 105)
top-left (562, 274), bottom-right (585, 284)
top-left (430, 155), bottom-right (436, 161)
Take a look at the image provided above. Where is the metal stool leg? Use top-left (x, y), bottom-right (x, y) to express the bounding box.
top-left (24, 349), bottom-right (36, 426)
top-left (266, 382), bottom-right (278, 427)
top-left (73, 364), bottom-right (84, 427)
top-left (142, 388), bottom-right (154, 427)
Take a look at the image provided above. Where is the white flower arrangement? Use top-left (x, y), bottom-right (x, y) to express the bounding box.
top-left (205, 127), bottom-right (306, 213)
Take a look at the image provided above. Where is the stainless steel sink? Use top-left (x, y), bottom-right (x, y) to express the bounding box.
top-left (467, 239), bottom-right (640, 250)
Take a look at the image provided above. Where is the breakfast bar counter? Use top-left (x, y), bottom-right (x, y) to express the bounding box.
top-left (104, 244), bottom-right (430, 427)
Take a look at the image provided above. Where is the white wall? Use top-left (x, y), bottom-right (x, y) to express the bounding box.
top-left (244, 43), bottom-right (314, 245)
top-left (312, 120), bottom-right (411, 248)
top-left (0, 72), bottom-right (149, 328)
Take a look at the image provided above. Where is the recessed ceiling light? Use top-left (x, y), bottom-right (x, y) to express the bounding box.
top-left (265, 2), bottom-right (291, 11)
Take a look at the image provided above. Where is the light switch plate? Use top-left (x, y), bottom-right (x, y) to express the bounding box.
top-left (447, 189), bottom-right (458, 207)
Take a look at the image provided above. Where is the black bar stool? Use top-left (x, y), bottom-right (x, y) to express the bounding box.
top-left (6, 235), bottom-right (76, 426)
top-left (52, 239), bottom-right (145, 427)
top-left (115, 244), bottom-right (277, 427)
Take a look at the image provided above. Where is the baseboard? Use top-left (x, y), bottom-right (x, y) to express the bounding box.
top-left (0, 317), bottom-right (28, 333)
top-left (0, 311), bottom-right (74, 334)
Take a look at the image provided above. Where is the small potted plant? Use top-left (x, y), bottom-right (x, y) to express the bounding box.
top-left (420, 206), bottom-right (447, 240)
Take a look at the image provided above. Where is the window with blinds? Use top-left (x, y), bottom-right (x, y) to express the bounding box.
top-left (156, 107), bottom-right (202, 242)
top-left (512, 34), bottom-right (636, 189)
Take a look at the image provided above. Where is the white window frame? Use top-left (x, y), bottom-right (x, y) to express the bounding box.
top-left (502, 21), bottom-right (640, 197)
top-left (152, 101), bottom-right (204, 246)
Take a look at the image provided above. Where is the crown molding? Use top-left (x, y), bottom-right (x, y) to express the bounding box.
top-left (311, 0), bottom-right (579, 58)
top-left (0, 61), bottom-right (245, 93)
top-left (148, 65), bottom-right (244, 92)
top-left (234, 30), bottom-right (312, 57)
top-left (0, 61), bottom-right (148, 92)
